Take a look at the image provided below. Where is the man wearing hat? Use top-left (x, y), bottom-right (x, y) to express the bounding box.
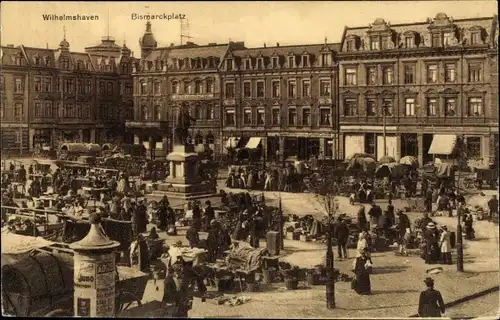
top-left (335, 216), bottom-right (350, 259)
top-left (487, 195), bottom-right (498, 223)
top-left (418, 277), bottom-right (445, 317)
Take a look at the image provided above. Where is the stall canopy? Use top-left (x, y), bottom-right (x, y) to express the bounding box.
top-left (428, 135), bottom-right (457, 155)
top-left (346, 157), bottom-right (377, 172)
top-left (245, 137), bottom-right (262, 149)
top-left (1, 229), bottom-right (55, 255)
top-left (375, 163), bottom-right (406, 178)
top-left (399, 155), bottom-right (419, 168)
top-left (226, 137), bottom-right (240, 149)
top-left (59, 143), bottom-right (101, 154)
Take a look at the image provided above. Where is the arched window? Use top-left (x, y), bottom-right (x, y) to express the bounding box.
top-left (171, 81), bottom-right (179, 94)
top-left (206, 79), bottom-right (214, 93)
top-left (140, 81), bottom-right (147, 95)
top-left (206, 105), bottom-right (214, 120)
top-left (183, 81), bottom-right (191, 94)
top-left (195, 105), bottom-right (203, 120)
top-left (154, 81), bottom-right (161, 94)
top-left (154, 105), bottom-right (161, 121)
top-left (195, 80), bottom-right (203, 94)
top-left (141, 105), bottom-right (148, 121)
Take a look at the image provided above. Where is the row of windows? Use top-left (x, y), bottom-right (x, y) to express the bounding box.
top-left (17, 77), bottom-right (122, 96)
top-left (224, 79), bottom-right (331, 99)
top-left (344, 29), bottom-right (484, 52)
top-left (223, 107), bottom-right (332, 126)
top-left (138, 79), bottom-right (216, 95)
top-left (139, 105), bottom-right (216, 122)
top-left (60, 104), bottom-right (92, 118)
top-left (226, 53), bottom-right (333, 71)
top-left (343, 96), bottom-right (484, 117)
top-left (344, 62), bottom-right (482, 86)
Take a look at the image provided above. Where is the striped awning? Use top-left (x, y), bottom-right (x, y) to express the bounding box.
top-left (428, 135), bottom-right (457, 155)
top-left (245, 137), bottom-right (262, 149)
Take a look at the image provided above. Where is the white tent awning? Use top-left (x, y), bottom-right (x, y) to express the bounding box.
top-left (428, 135), bottom-right (457, 155)
top-left (246, 137), bottom-right (262, 149)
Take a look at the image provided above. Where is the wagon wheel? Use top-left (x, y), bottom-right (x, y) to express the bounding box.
top-left (45, 309), bottom-right (73, 317)
top-left (116, 291), bottom-right (142, 313)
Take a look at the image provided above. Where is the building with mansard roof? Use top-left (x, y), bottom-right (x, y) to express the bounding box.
top-left (337, 13), bottom-right (498, 166)
top-left (220, 41), bottom-right (341, 161)
top-left (1, 34), bottom-right (136, 153)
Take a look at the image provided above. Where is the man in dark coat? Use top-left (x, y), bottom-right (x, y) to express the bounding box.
top-left (425, 187), bottom-right (434, 213)
top-left (418, 277), bottom-right (445, 317)
top-left (368, 202), bottom-right (382, 230)
top-left (335, 216), bottom-right (349, 259)
top-left (397, 210), bottom-right (411, 246)
top-left (132, 200), bottom-right (148, 235)
top-left (386, 199), bottom-right (395, 226)
top-left (357, 205), bottom-right (368, 231)
top-left (203, 200), bottom-right (215, 231)
top-left (487, 195), bottom-right (498, 222)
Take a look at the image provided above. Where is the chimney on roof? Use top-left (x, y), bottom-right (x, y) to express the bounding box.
top-left (264, 43), bottom-right (266, 48)
top-left (276, 42), bottom-right (280, 47)
top-left (170, 43), bottom-right (174, 47)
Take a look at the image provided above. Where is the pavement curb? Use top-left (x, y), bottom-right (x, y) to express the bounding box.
top-left (408, 285), bottom-right (500, 317)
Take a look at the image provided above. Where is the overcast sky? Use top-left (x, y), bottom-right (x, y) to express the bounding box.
top-left (1, 1), bottom-right (497, 56)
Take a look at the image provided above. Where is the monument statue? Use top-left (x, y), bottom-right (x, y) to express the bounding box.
top-left (174, 109), bottom-right (196, 145)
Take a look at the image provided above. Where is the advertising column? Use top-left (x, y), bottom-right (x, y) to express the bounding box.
top-left (70, 214), bottom-right (120, 317)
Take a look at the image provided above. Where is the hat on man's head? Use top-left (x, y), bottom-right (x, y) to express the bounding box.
top-left (424, 277), bottom-right (434, 286)
top-left (426, 222), bottom-right (436, 229)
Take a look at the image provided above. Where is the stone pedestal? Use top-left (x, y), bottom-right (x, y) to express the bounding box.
top-left (151, 144), bottom-right (218, 200)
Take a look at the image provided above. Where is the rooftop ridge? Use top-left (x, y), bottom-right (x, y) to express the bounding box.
top-left (346, 15), bottom-right (494, 30)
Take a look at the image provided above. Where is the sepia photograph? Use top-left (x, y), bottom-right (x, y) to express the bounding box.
top-left (0, 0), bottom-right (498, 318)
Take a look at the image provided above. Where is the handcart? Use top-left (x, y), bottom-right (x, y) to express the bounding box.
top-left (115, 266), bottom-right (149, 313)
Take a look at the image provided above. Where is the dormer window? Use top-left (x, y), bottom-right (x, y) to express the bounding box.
top-left (226, 59), bottom-right (233, 71)
top-left (405, 36), bottom-right (414, 48)
top-left (44, 57), bottom-right (51, 66)
top-left (432, 33), bottom-right (441, 47)
top-left (76, 61), bottom-right (83, 70)
top-left (60, 57), bottom-right (69, 69)
top-left (321, 53), bottom-right (330, 67)
top-left (471, 32), bottom-right (481, 45)
top-left (147, 61), bottom-right (153, 70)
top-left (302, 55), bottom-right (309, 67)
top-left (197, 58), bottom-right (203, 69)
top-left (370, 36), bottom-right (380, 50)
top-left (272, 57), bottom-right (279, 68)
top-left (245, 59), bottom-right (252, 70)
top-left (288, 56), bottom-right (294, 68)
top-left (15, 56), bottom-right (23, 66)
top-left (257, 58), bottom-right (264, 69)
top-left (346, 40), bottom-right (354, 52)
top-left (34, 56), bottom-right (41, 66)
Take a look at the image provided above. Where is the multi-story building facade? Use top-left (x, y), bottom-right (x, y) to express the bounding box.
top-left (338, 13), bottom-right (498, 166)
top-left (220, 42), bottom-right (340, 161)
top-left (126, 22), bottom-right (246, 158)
top-left (1, 35), bottom-right (134, 154)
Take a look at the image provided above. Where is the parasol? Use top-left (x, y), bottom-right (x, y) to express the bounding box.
top-left (399, 156), bottom-right (419, 168)
top-left (346, 157), bottom-right (377, 172)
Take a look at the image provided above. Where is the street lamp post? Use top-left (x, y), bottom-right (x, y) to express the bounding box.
top-left (456, 209), bottom-right (464, 272)
top-left (325, 212), bottom-right (335, 309)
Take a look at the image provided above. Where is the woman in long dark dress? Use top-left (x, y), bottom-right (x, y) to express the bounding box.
top-left (353, 249), bottom-right (372, 295)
